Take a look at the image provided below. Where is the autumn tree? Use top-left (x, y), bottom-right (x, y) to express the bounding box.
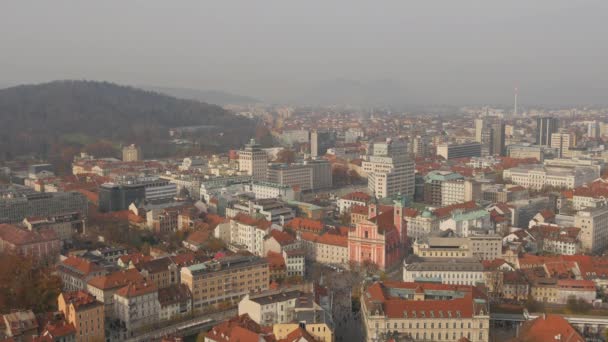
top-left (275, 149), bottom-right (296, 164)
top-left (0, 252), bottom-right (62, 313)
top-left (83, 140), bottom-right (119, 158)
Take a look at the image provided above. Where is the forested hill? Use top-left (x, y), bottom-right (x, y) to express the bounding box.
top-left (0, 80), bottom-right (256, 160)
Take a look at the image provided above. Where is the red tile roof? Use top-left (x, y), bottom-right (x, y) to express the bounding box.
top-left (115, 282), bottom-right (157, 298)
top-left (284, 217), bottom-right (324, 233)
top-left (186, 230), bottom-right (211, 245)
top-left (368, 208), bottom-right (396, 232)
top-left (512, 314), bottom-right (584, 342)
top-left (279, 327), bottom-right (316, 342)
top-left (205, 314), bottom-right (275, 342)
top-left (118, 253), bottom-right (153, 266)
top-left (350, 205), bottom-right (369, 215)
top-left (365, 282), bottom-right (485, 319)
top-left (266, 230), bottom-right (296, 246)
top-left (233, 213), bottom-right (272, 230)
top-left (61, 291), bottom-right (102, 311)
top-left (42, 320), bottom-right (76, 338)
top-left (87, 268), bottom-right (144, 290)
top-left (433, 201), bottom-right (477, 218)
top-left (341, 191), bottom-right (372, 202)
top-left (60, 256), bottom-right (104, 276)
top-left (0, 224), bottom-right (58, 245)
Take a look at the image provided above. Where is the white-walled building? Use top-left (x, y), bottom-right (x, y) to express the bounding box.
top-left (363, 139), bottom-right (415, 199)
top-left (238, 289), bottom-right (300, 325)
top-left (113, 282), bottom-right (160, 338)
top-left (503, 163), bottom-right (599, 190)
top-left (403, 258), bottom-right (485, 286)
top-left (227, 213), bottom-right (273, 256)
top-left (239, 139), bottom-right (268, 181)
top-left (245, 181), bottom-right (296, 201)
top-left (337, 191), bottom-right (372, 214)
top-left (574, 206), bottom-right (608, 253)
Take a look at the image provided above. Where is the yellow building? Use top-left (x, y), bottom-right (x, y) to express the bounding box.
top-left (58, 291), bottom-right (105, 342)
top-left (181, 255), bottom-right (269, 311)
top-left (531, 281), bottom-right (558, 303)
top-left (274, 323), bottom-right (333, 342)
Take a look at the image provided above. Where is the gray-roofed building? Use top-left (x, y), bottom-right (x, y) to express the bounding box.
top-left (403, 256), bottom-right (485, 286)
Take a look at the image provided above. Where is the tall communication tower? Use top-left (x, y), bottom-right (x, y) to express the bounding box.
top-left (513, 86), bottom-right (518, 116)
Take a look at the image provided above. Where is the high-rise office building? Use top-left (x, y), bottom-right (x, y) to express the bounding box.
top-left (238, 139), bottom-right (268, 181)
top-left (536, 117), bottom-right (559, 146)
top-left (474, 119), bottom-right (484, 143)
top-left (411, 135), bottom-right (430, 158)
top-left (98, 183), bottom-right (146, 212)
top-left (310, 130), bottom-right (336, 158)
top-left (490, 122), bottom-right (506, 156)
top-left (550, 132), bottom-right (574, 158)
top-left (475, 118), bottom-right (505, 156)
top-left (363, 139), bottom-right (415, 199)
top-left (588, 121), bottom-right (601, 138)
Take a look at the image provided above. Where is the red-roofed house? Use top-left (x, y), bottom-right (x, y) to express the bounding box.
top-left (228, 214), bottom-right (273, 256)
top-left (263, 230), bottom-right (299, 256)
top-left (58, 291), bottom-right (105, 342)
top-left (86, 268), bottom-right (145, 317)
top-left (57, 256), bottom-right (106, 292)
top-left (1, 310), bottom-right (38, 340)
top-left (0, 223), bottom-right (61, 260)
top-left (205, 314), bottom-right (276, 342)
top-left (266, 251), bottom-right (287, 281)
top-left (300, 231), bottom-right (348, 266)
top-left (337, 191), bottom-right (372, 214)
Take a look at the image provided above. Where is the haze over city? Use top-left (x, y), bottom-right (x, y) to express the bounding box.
top-left (3, 2), bottom-right (608, 342)
top-left (2, 0), bottom-right (608, 106)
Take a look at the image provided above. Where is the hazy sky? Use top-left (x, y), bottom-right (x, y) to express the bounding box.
top-left (1, 1), bottom-right (607, 106)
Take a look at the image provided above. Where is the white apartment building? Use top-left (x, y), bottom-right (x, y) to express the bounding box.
top-left (573, 195), bottom-right (608, 211)
top-left (337, 191), bottom-right (371, 214)
top-left (113, 282), bottom-right (160, 338)
top-left (238, 290), bottom-right (300, 325)
top-left (283, 249), bottom-right (305, 277)
top-left (574, 207), bottom-right (608, 253)
top-left (239, 139), bottom-right (268, 181)
top-left (300, 232), bottom-right (349, 266)
top-left (441, 179), bottom-right (479, 206)
top-left (228, 214), bottom-right (272, 256)
top-left (363, 139), bottom-right (415, 199)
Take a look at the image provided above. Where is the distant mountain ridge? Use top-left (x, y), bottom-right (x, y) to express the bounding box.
top-left (0, 80), bottom-right (256, 160)
top-left (144, 86), bottom-right (259, 106)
